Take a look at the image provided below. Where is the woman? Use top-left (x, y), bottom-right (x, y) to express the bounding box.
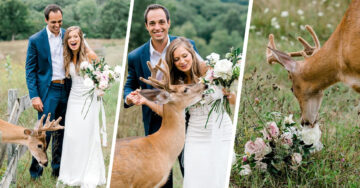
top-left (57, 26), bottom-right (106, 187)
top-left (132, 37), bottom-right (236, 187)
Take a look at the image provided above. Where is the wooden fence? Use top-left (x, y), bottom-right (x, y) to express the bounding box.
top-left (0, 89), bottom-right (31, 187)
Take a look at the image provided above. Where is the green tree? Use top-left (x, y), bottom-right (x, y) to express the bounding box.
top-left (99, 0), bottom-right (129, 39)
top-left (0, 0), bottom-right (31, 40)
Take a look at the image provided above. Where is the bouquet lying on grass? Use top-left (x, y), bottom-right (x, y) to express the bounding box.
top-left (199, 48), bottom-right (241, 127)
top-left (80, 57), bottom-right (121, 116)
top-left (237, 114), bottom-right (323, 176)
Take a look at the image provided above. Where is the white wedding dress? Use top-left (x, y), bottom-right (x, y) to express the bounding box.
top-left (183, 85), bottom-right (234, 188)
top-left (58, 63), bottom-right (106, 187)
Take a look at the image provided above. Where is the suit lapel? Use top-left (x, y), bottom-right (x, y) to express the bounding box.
top-left (41, 28), bottom-right (52, 65)
top-left (140, 40), bottom-right (151, 81)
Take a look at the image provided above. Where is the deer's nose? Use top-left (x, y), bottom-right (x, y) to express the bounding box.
top-left (43, 161), bottom-right (48, 167)
top-left (204, 84), bottom-right (208, 89)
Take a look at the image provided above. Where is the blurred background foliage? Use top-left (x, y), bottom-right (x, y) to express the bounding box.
top-left (129, 0), bottom-right (249, 57)
top-left (0, 0), bottom-right (129, 41)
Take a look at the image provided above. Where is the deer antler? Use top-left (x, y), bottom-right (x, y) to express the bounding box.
top-left (266, 34), bottom-right (279, 64)
top-left (289, 25), bottom-right (321, 58)
top-left (35, 113), bottom-right (64, 133)
top-left (140, 59), bottom-right (175, 91)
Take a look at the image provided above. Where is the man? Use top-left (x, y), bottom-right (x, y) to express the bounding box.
top-left (25, 4), bottom-right (70, 179)
top-left (123, 4), bottom-right (199, 187)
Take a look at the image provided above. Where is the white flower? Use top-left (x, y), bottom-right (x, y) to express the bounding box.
top-left (94, 88), bottom-right (105, 97)
top-left (114, 65), bottom-right (122, 75)
top-left (80, 61), bottom-right (89, 70)
top-left (255, 161), bottom-right (267, 172)
top-left (264, 8), bottom-right (269, 14)
top-left (284, 114), bottom-right (295, 125)
top-left (290, 153), bottom-right (302, 170)
top-left (86, 63), bottom-right (94, 71)
top-left (83, 77), bottom-right (94, 88)
top-left (297, 9), bottom-right (304, 15)
top-left (206, 52), bottom-right (220, 62)
top-left (104, 64), bottom-right (110, 71)
top-left (281, 11), bottom-right (289, 17)
top-left (291, 22), bottom-right (296, 27)
top-left (300, 123), bottom-right (323, 152)
top-left (213, 59), bottom-right (233, 80)
top-left (98, 80), bottom-right (109, 90)
top-left (318, 12), bottom-right (324, 17)
top-left (239, 164), bottom-right (252, 176)
top-left (204, 69), bottom-right (214, 83)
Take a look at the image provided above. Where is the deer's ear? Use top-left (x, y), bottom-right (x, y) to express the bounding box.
top-left (24, 129), bottom-right (33, 136)
top-left (140, 89), bottom-right (170, 105)
top-left (267, 47), bottom-right (297, 72)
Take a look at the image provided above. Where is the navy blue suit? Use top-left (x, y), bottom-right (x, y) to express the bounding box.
top-left (25, 27), bottom-right (71, 178)
top-left (123, 35), bottom-right (198, 187)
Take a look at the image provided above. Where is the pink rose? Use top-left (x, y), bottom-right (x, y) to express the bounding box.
top-left (290, 153), bottom-right (302, 170)
top-left (242, 155), bottom-right (247, 162)
top-left (267, 122), bottom-right (279, 138)
top-left (280, 132), bottom-right (293, 147)
top-left (244, 138), bottom-right (272, 160)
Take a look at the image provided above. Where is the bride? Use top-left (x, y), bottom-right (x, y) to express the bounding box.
top-left (132, 37), bottom-right (236, 187)
top-left (57, 26), bottom-right (106, 187)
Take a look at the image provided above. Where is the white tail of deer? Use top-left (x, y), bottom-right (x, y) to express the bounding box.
top-left (266, 0), bottom-right (360, 127)
top-left (0, 113), bottom-right (64, 166)
top-left (110, 59), bottom-right (206, 187)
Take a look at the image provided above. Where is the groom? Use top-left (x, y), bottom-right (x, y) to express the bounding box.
top-left (25, 4), bottom-right (70, 179)
top-left (123, 4), bottom-right (199, 188)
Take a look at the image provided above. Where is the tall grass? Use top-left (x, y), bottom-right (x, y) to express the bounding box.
top-left (0, 39), bottom-right (124, 187)
top-left (230, 0), bottom-right (360, 187)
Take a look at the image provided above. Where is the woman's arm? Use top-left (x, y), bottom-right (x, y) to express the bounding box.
top-left (86, 47), bottom-right (98, 62)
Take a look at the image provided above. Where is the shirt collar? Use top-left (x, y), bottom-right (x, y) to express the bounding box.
top-left (46, 26), bottom-right (62, 38)
top-left (149, 35), bottom-right (170, 55)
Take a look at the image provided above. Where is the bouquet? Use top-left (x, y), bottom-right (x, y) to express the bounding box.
top-left (199, 47), bottom-right (241, 127)
top-left (80, 57), bottom-right (121, 117)
top-left (237, 114), bottom-right (323, 176)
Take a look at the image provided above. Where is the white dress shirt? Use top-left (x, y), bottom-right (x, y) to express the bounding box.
top-left (46, 26), bottom-right (65, 81)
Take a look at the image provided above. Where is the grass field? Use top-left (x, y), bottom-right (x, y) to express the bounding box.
top-left (0, 38), bottom-right (124, 187)
top-left (230, 0), bottom-right (360, 187)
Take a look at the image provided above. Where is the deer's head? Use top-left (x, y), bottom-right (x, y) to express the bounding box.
top-left (266, 25), bottom-right (323, 127)
top-left (139, 59), bottom-right (206, 109)
top-left (24, 114), bottom-right (64, 167)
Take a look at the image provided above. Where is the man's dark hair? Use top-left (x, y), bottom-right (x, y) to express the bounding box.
top-left (44, 4), bottom-right (63, 20)
top-left (144, 4), bottom-right (170, 24)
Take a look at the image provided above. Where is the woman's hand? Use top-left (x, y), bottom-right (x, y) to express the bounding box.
top-left (222, 88), bottom-right (236, 105)
top-left (130, 89), bottom-right (149, 106)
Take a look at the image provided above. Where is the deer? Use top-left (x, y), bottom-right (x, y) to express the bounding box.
top-left (266, 0), bottom-right (360, 127)
top-left (110, 59), bottom-right (206, 187)
top-left (0, 113), bottom-right (64, 166)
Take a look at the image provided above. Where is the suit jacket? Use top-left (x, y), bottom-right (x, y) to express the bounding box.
top-left (25, 28), bottom-right (71, 102)
top-left (123, 35), bottom-right (198, 135)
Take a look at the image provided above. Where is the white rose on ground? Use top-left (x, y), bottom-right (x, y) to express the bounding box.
top-left (300, 123), bottom-right (323, 152)
top-left (255, 161), bottom-right (267, 172)
top-left (83, 77), bottom-right (94, 88)
top-left (94, 88), bottom-right (105, 97)
top-left (290, 153), bottom-right (302, 170)
top-left (213, 59), bottom-right (233, 80)
top-left (80, 61), bottom-right (89, 70)
top-left (239, 164), bottom-right (252, 176)
top-left (284, 114), bottom-right (295, 124)
top-left (98, 80), bottom-right (109, 90)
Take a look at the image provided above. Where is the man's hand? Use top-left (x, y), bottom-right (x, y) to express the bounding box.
top-left (32, 97), bottom-right (43, 112)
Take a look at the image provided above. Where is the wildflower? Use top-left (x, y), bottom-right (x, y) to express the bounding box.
top-left (318, 12), bottom-right (324, 17)
top-left (281, 11), bottom-right (289, 17)
top-left (239, 165), bottom-right (252, 176)
top-left (297, 9), bottom-right (304, 15)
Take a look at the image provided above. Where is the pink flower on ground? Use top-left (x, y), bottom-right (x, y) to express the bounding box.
top-left (280, 132), bottom-right (293, 147)
top-left (244, 138), bottom-right (272, 160)
top-left (242, 156), bottom-right (247, 162)
top-left (290, 153), bottom-right (302, 170)
top-left (267, 121), bottom-right (280, 138)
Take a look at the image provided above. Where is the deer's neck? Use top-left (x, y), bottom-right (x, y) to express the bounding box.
top-left (148, 104), bottom-right (185, 161)
top-left (300, 31), bottom-right (342, 91)
top-left (0, 119), bottom-right (28, 145)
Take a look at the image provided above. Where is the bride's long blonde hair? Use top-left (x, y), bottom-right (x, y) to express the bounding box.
top-left (63, 26), bottom-right (88, 77)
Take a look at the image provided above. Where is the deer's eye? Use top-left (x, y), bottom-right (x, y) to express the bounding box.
top-left (291, 87), bottom-right (294, 92)
top-left (37, 144), bottom-right (42, 149)
top-left (184, 88), bottom-right (188, 93)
